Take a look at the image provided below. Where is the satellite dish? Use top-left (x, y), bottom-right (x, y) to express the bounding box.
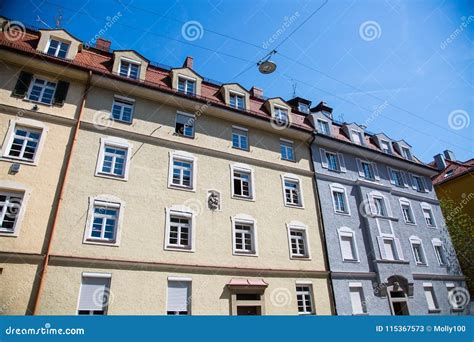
top-left (258, 60), bottom-right (277, 74)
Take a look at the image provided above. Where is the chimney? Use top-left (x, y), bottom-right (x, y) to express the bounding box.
top-left (95, 38), bottom-right (111, 52)
top-left (250, 86), bottom-right (263, 99)
top-left (312, 101), bottom-right (333, 119)
top-left (434, 153), bottom-right (447, 170)
top-left (183, 56), bottom-right (194, 69)
top-left (443, 150), bottom-right (455, 161)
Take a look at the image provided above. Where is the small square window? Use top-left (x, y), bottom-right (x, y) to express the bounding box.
top-left (232, 127), bottom-right (248, 150)
top-left (401, 147), bottom-right (412, 160)
top-left (274, 107), bottom-right (289, 126)
top-left (119, 60), bottom-right (140, 79)
top-left (5, 126), bottom-right (42, 162)
top-left (46, 38), bottom-right (70, 58)
top-left (280, 140), bottom-right (295, 161)
top-left (100, 145), bottom-right (128, 178)
top-left (171, 158), bottom-right (193, 189)
top-left (111, 98), bottom-right (134, 123)
top-left (178, 77), bottom-right (196, 96)
top-left (229, 92), bottom-right (245, 109)
top-left (175, 113), bottom-right (195, 138)
top-left (27, 78), bottom-right (56, 105)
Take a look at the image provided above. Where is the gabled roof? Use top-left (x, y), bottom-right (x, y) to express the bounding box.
top-left (39, 28), bottom-right (82, 43)
top-left (114, 49), bottom-right (149, 62)
top-left (432, 158), bottom-right (474, 185)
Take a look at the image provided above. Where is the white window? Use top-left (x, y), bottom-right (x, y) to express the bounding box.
top-left (338, 227), bottom-right (358, 262)
top-left (380, 140), bottom-right (391, 154)
top-left (432, 239), bottom-right (447, 266)
top-left (232, 217), bottom-right (257, 256)
top-left (95, 137), bottom-right (132, 181)
top-left (0, 192), bottom-right (23, 235)
top-left (373, 196), bottom-right (388, 217)
top-left (317, 119), bottom-right (330, 135)
top-left (411, 174), bottom-right (427, 192)
top-left (232, 126), bottom-right (248, 150)
top-left (401, 147), bottom-right (412, 160)
top-left (178, 76), bottom-right (196, 95)
top-left (367, 191), bottom-right (392, 218)
top-left (359, 160), bottom-right (377, 180)
top-left (296, 285), bottom-right (314, 315)
top-left (168, 151), bottom-right (196, 191)
top-left (383, 238), bottom-right (396, 260)
top-left (330, 184), bottom-right (349, 215)
top-left (282, 176), bottom-right (303, 207)
top-left (409, 237), bottom-right (427, 265)
top-left (111, 96), bottom-right (134, 123)
top-left (320, 149), bottom-right (346, 172)
top-left (378, 236), bottom-right (404, 261)
top-left (229, 92), bottom-right (245, 109)
top-left (231, 164), bottom-right (254, 200)
top-left (326, 151), bottom-right (339, 171)
top-left (175, 112), bottom-right (195, 138)
top-left (351, 130), bottom-right (363, 145)
top-left (280, 139), bottom-right (295, 161)
top-left (167, 279), bottom-right (191, 315)
top-left (423, 284), bottom-right (439, 311)
top-left (165, 206), bottom-right (196, 252)
top-left (27, 77), bottom-right (56, 104)
top-left (288, 225), bottom-right (309, 258)
top-left (46, 38), bottom-right (70, 58)
top-left (400, 199), bottom-right (415, 224)
top-left (298, 102), bottom-right (310, 114)
top-left (421, 203), bottom-right (436, 227)
top-left (389, 168), bottom-right (406, 187)
top-left (86, 200), bottom-right (120, 244)
top-left (273, 106), bottom-right (289, 126)
top-left (349, 284), bottom-right (367, 315)
top-left (4, 126), bottom-right (42, 162)
top-left (119, 60), bottom-right (140, 79)
top-left (77, 274), bottom-right (111, 315)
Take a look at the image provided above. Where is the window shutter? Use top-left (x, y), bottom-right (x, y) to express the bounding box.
top-left (402, 172), bottom-right (409, 187)
top-left (377, 236), bottom-right (387, 260)
top-left (388, 168), bottom-right (395, 185)
top-left (320, 149), bottom-right (328, 169)
top-left (394, 238), bottom-right (405, 260)
top-left (53, 80), bottom-right (70, 106)
top-left (338, 153), bottom-right (347, 172)
top-left (410, 174), bottom-right (417, 190)
top-left (367, 193), bottom-right (377, 215)
top-left (372, 163), bottom-right (380, 180)
top-left (350, 287), bottom-right (364, 314)
top-left (356, 159), bottom-right (364, 177)
top-left (78, 277), bottom-right (110, 311)
top-left (385, 198), bottom-right (393, 217)
top-left (167, 281), bottom-right (189, 312)
top-left (422, 176), bottom-right (429, 192)
top-left (12, 71), bottom-right (33, 98)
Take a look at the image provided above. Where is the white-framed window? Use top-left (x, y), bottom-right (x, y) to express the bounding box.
top-left (287, 223), bottom-right (310, 259)
top-left (119, 59), bottom-right (140, 79)
top-left (84, 195), bottom-right (124, 246)
top-left (351, 130), bottom-right (363, 145)
top-left (280, 139), bottom-right (295, 161)
top-left (1, 118), bottom-right (48, 165)
top-left (167, 278), bottom-right (191, 315)
top-left (399, 199), bottom-right (416, 224)
top-left (409, 236), bottom-right (427, 265)
top-left (380, 140), bottom-right (391, 154)
top-left (229, 91), bottom-right (245, 109)
top-left (77, 273), bottom-right (111, 315)
top-left (357, 159), bottom-right (379, 181)
top-left (330, 184), bottom-right (350, 215)
top-left (401, 147), bottom-right (412, 160)
top-left (45, 38), bottom-right (70, 58)
top-left (421, 203), bottom-right (436, 227)
top-left (388, 168), bottom-right (407, 187)
top-left (231, 126), bottom-right (248, 150)
top-left (282, 175), bottom-right (303, 207)
top-left (273, 106), bottom-right (289, 126)
top-left (317, 119), bottom-right (330, 135)
top-left (296, 284), bottom-right (314, 315)
top-left (338, 227), bottom-right (359, 262)
top-left (175, 112), bottom-right (195, 138)
top-left (411, 174), bottom-right (427, 192)
top-left (367, 191), bottom-right (392, 218)
top-left (377, 236), bottom-right (404, 261)
top-left (231, 163), bottom-right (255, 200)
top-left (320, 149), bottom-right (346, 172)
top-left (373, 196), bottom-right (388, 217)
top-left (349, 283), bottom-right (367, 315)
top-left (111, 96), bottom-right (134, 123)
top-left (27, 77), bottom-right (56, 105)
top-left (298, 102), bottom-right (310, 114)
top-left (168, 151), bottom-right (196, 191)
top-left (0, 191), bottom-right (23, 235)
top-left (177, 76), bottom-right (196, 95)
top-left (423, 283), bottom-right (440, 312)
top-left (432, 239), bottom-right (447, 266)
top-left (95, 137), bottom-right (132, 181)
top-left (165, 206), bottom-right (196, 252)
top-left (232, 215), bottom-right (257, 256)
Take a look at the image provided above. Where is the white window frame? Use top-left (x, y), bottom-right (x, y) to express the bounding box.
top-left (329, 183), bottom-right (350, 215)
top-left (231, 214), bottom-right (258, 256)
top-left (320, 148), bottom-right (346, 172)
top-left (230, 163), bottom-right (255, 201)
top-left (350, 129), bottom-right (364, 145)
top-left (26, 76), bottom-right (57, 105)
top-left (420, 202), bottom-right (437, 228)
top-left (273, 105), bottom-right (289, 125)
top-left (1, 118), bottom-right (48, 165)
top-left (280, 138), bottom-right (295, 161)
top-left (349, 282), bottom-right (367, 315)
top-left (295, 283), bottom-right (315, 315)
top-left (357, 159), bottom-right (379, 181)
top-left (286, 221), bottom-right (311, 259)
top-left (83, 194), bottom-right (125, 247)
top-left (380, 139), bottom-right (392, 154)
top-left (432, 238), bottom-right (447, 266)
top-left (95, 137), bottom-right (133, 181)
top-left (119, 58), bottom-right (141, 79)
top-left (411, 174), bottom-right (428, 193)
top-left (111, 95), bottom-right (135, 123)
top-left (388, 167), bottom-right (408, 188)
top-left (76, 273), bottom-right (112, 316)
top-left (229, 90), bottom-right (245, 109)
top-left (423, 283), bottom-right (440, 312)
top-left (164, 205), bottom-right (196, 252)
top-left (401, 146), bottom-right (412, 160)
top-left (409, 236), bottom-right (428, 266)
top-left (337, 227), bottom-right (359, 262)
top-left (177, 75), bottom-right (197, 95)
top-left (317, 119), bottom-right (330, 135)
top-left (167, 277), bottom-right (192, 315)
top-left (377, 233), bottom-right (404, 261)
top-left (399, 198), bottom-right (416, 225)
top-left (175, 111), bottom-right (195, 138)
top-left (367, 191), bottom-right (392, 218)
top-left (231, 125), bottom-right (249, 151)
top-left (0, 181), bottom-right (30, 237)
top-left (45, 37), bottom-right (70, 58)
top-left (281, 174), bottom-right (304, 208)
top-left (168, 151), bottom-right (197, 192)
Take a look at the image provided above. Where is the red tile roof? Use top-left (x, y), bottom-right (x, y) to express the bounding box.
top-left (432, 158), bottom-right (474, 185)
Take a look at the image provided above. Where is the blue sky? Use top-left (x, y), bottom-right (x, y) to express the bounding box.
top-left (2, 0), bottom-right (473, 162)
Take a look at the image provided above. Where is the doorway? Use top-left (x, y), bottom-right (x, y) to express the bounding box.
top-left (237, 306), bottom-right (262, 315)
top-left (391, 300), bottom-right (409, 315)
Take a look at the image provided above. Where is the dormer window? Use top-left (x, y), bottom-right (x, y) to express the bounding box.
top-left (178, 76), bottom-right (196, 96)
top-left (229, 92), bottom-right (245, 109)
top-left (317, 120), bottom-right (330, 135)
top-left (401, 147), bottom-right (412, 160)
top-left (46, 38), bottom-right (70, 58)
top-left (351, 130), bottom-right (363, 145)
top-left (119, 60), bottom-right (140, 79)
top-left (274, 106), bottom-right (289, 126)
top-left (298, 102), bottom-right (310, 114)
top-left (380, 140), bottom-right (391, 154)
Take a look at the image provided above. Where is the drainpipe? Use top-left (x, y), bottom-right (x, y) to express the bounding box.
top-left (32, 71), bottom-right (92, 315)
top-left (308, 131), bottom-right (338, 315)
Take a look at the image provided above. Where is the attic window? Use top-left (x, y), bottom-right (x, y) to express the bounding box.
top-left (119, 60), bottom-right (140, 79)
top-left (401, 147), bottom-right (412, 160)
top-left (274, 106), bottom-right (289, 126)
top-left (229, 92), bottom-right (245, 110)
top-left (178, 77), bottom-right (196, 96)
top-left (298, 102), bottom-right (310, 114)
top-left (380, 140), bottom-right (391, 154)
top-left (444, 170), bottom-right (454, 178)
top-left (46, 38), bottom-right (70, 58)
top-left (351, 130), bottom-right (363, 145)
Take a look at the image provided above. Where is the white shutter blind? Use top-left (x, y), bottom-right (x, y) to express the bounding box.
top-left (356, 159), bottom-right (364, 177)
top-left (350, 287), bottom-right (364, 314)
top-left (422, 177), bottom-right (429, 192)
top-left (388, 168), bottom-right (395, 185)
top-left (338, 153), bottom-right (347, 172)
top-left (167, 281), bottom-right (189, 312)
top-left (372, 163), bottom-right (380, 180)
top-left (394, 237), bottom-right (405, 260)
top-left (410, 174), bottom-right (417, 190)
top-left (320, 149), bottom-right (328, 168)
top-left (402, 172), bottom-right (409, 187)
top-left (367, 194), bottom-right (377, 215)
top-left (78, 277), bottom-right (110, 311)
top-left (424, 287), bottom-right (437, 310)
top-left (377, 237), bottom-right (387, 260)
top-left (340, 235), bottom-right (354, 260)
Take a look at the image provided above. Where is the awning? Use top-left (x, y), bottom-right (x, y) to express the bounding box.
top-left (227, 278), bottom-right (269, 288)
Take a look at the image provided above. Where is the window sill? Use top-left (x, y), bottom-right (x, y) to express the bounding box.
top-left (376, 259), bottom-right (410, 265)
top-left (352, 313), bottom-right (369, 316)
top-left (168, 184), bottom-right (196, 193)
top-left (0, 231), bottom-right (19, 237)
top-left (428, 309), bottom-right (441, 314)
top-left (415, 263), bottom-right (429, 267)
top-left (284, 203), bottom-right (305, 210)
top-left (232, 146), bottom-right (250, 152)
top-left (83, 239), bottom-right (119, 247)
top-left (165, 246), bottom-right (195, 253)
top-left (22, 98), bottom-right (53, 107)
top-left (173, 132), bottom-right (195, 139)
top-left (451, 308), bottom-right (465, 313)
top-left (404, 222), bottom-right (417, 226)
top-left (281, 158), bottom-right (296, 163)
top-left (233, 252), bottom-right (258, 257)
top-left (290, 256), bottom-right (311, 261)
top-left (334, 211), bottom-right (351, 216)
top-left (95, 172), bottom-right (128, 182)
top-left (342, 259), bottom-right (360, 263)
top-left (231, 195), bottom-right (255, 202)
top-left (0, 157), bottom-right (38, 166)
top-left (372, 214), bottom-right (399, 221)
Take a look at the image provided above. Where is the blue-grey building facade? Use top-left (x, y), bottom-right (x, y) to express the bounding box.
top-left (306, 102), bottom-right (468, 315)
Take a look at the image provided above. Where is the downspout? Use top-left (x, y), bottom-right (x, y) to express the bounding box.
top-left (32, 70), bottom-right (92, 315)
top-left (308, 131), bottom-right (338, 315)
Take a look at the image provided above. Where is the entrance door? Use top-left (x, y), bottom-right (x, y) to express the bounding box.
top-left (237, 306), bottom-right (261, 315)
top-left (392, 301), bottom-right (409, 315)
